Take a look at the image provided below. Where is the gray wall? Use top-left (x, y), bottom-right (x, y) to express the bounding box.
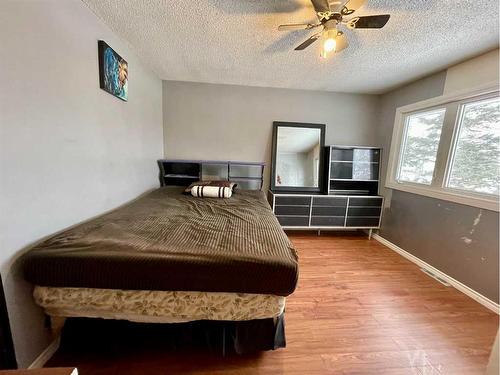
top-left (376, 70), bottom-right (499, 303)
top-left (0, 0), bottom-right (163, 367)
top-left (163, 81), bottom-right (379, 189)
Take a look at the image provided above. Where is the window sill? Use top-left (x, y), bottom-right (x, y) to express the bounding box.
top-left (385, 181), bottom-right (499, 212)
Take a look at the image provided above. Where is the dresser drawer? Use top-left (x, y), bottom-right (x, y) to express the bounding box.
top-left (345, 217), bottom-right (380, 227)
top-left (311, 206), bottom-right (346, 216)
top-left (312, 197), bottom-right (347, 207)
top-left (275, 205), bottom-right (310, 216)
top-left (348, 197), bottom-right (383, 207)
top-left (276, 216), bottom-right (310, 227)
top-left (347, 206), bottom-right (382, 217)
top-left (275, 196), bottom-right (311, 206)
top-left (310, 216), bottom-right (345, 227)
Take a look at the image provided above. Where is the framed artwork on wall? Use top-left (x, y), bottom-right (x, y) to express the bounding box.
top-left (98, 40), bottom-right (128, 101)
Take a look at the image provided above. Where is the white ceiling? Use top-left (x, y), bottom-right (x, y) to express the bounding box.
top-left (83, 0), bottom-right (499, 94)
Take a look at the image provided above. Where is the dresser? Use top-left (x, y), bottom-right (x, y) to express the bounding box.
top-left (269, 192), bottom-right (382, 236)
top-left (269, 145), bottom-right (384, 238)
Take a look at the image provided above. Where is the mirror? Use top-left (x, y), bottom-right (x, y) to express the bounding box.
top-left (271, 122), bottom-right (325, 192)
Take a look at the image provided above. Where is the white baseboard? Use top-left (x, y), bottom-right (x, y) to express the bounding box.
top-left (28, 336), bottom-right (60, 369)
top-left (372, 233), bottom-right (500, 315)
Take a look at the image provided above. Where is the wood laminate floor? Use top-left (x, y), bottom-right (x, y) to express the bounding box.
top-left (47, 232), bottom-right (498, 374)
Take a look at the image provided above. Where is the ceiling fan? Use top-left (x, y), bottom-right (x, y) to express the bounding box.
top-left (278, 0), bottom-right (390, 58)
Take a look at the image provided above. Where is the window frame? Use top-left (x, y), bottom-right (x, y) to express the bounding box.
top-left (386, 83), bottom-right (499, 212)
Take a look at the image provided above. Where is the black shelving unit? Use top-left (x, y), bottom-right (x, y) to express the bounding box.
top-left (326, 146), bottom-right (381, 196)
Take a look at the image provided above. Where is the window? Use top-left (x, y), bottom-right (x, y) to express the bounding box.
top-left (397, 109), bottom-right (445, 185)
top-left (386, 87), bottom-right (500, 211)
top-left (447, 97), bottom-right (500, 195)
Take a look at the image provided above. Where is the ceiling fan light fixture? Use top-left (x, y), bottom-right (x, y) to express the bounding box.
top-left (284, 0), bottom-right (388, 57)
top-left (322, 29), bottom-right (338, 54)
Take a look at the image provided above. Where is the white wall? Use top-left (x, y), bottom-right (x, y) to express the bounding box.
top-left (163, 81), bottom-right (379, 189)
top-left (444, 49), bottom-right (499, 94)
top-left (0, 0), bottom-right (163, 367)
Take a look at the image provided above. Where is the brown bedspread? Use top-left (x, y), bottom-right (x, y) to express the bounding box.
top-left (22, 187), bottom-right (298, 296)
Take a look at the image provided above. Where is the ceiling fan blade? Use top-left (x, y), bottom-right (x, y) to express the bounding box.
top-left (294, 33), bottom-right (321, 50)
top-left (341, 0), bottom-right (366, 14)
top-left (348, 14), bottom-right (390, 29)
top-left (278, 23), bottom-right (321, 31)
top-left (310, 0), bottom-right (330, 13)
top-left (335, 32), bottom-right (348, 52)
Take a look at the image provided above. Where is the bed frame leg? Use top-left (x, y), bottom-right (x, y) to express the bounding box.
top-left (368, 229), bottom-right (373, 240)
top-left (50, 316), bottom-right (66, 338)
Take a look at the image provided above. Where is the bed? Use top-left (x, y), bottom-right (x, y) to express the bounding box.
top-left (22, 186), bottom-right (298, 353)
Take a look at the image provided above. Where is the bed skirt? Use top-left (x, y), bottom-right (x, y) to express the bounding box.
top-left (58, 314), bottom-right (286, 355)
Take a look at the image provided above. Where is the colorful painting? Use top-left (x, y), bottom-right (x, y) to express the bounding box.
top-left (98, 40), bottom-right (128, 101)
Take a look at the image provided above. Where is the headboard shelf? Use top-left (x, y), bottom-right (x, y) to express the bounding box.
top-left (158, 159), bottom-right (265, 190)
top-left (164, 174), bottom-right (199, 178)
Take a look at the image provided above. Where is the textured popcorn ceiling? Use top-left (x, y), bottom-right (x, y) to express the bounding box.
top-left (82, 0), bottom-right (499, 94)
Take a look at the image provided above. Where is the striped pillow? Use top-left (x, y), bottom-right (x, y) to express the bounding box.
top-left (191, 185), bottom-right (232, 198)
top-left (184, 180), bottom-right (237, 194)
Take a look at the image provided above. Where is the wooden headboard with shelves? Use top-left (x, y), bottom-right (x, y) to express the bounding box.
top-left (157, 159), bottom-right (265, 190)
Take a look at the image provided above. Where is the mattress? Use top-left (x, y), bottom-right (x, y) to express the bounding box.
top-left (34, 286), bottom-right (285, 323)
top-left (22, 187), bottom-right (298, 296)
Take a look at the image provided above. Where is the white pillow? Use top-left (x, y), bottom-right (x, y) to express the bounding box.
top-left (191, 185), bottom-right (232, 198)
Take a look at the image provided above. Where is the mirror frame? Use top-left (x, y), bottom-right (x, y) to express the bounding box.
top-left (271, 121), bottom-right (326, 192)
